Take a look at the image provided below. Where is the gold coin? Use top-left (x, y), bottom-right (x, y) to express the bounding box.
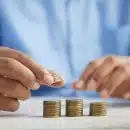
top-left (43, 115), bottom-right (60, 118)
top-left (67, 106), bottom-right (83, 108)
top-left (44, 112), bottom-right (60, 115)
top-left (48, 70), bottom-right (64, 86)
top-left (65, 99), bottom-right (83, 117)
top-left (44, 100), bottom-right (61, 104)
top-left (43, 100), bottom-right (61, 118)
top-left (66, 112), bottom-right (83, 117)
top-left (66, 111), bottom-right (83, 113)
top-left (90, 102), bottom-right (107, 104)
top-left (66, 110), bottom-right (83, 112)
top-left (89, 102), bottom-right (107, 116)
top-left (90, 114), bottom-right (106, 116)
top-left (67, 109), bottom-right (83, 110)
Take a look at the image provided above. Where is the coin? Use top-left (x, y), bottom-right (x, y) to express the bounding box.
top-left (89, 102), bottom-right (107, 116)
top-left (65, 99), bottom-right (83, 117)
top-left (43, 100), bottom-right (61, 118)
top-left (48, 70), bottom-right (64, 86)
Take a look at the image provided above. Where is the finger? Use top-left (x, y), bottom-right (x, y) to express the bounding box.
top-left (71, 80), bottom-right (85, 90)
top-left (0, 95), bottom-right (20, 112)
top-left (80, 58), bottom-right (104, 81)
top-left (111, 79), bottom-right (130, 99)
top-left (72, 79), bottom-right (97, 91)
top-left (85, 56), bottom-right (120, 91)
top-left (92, 56), bottom-right (119, 85)
top-left (0, 57), bottom-right (39, 89)
top-left (96, 76), bottom-right (109, 92)
top-left (0, 77), bottom-right (30, 100)
top-left (0, 47), bottom-right (54, 85)
top-left (73, 58), bottom-right (104, 89)
top-left (123, 92), bottom-right (130, 100)
top-left (84, 79), bottom-right (97, 90)
top-left (100, 66), bottom-right (130, 98)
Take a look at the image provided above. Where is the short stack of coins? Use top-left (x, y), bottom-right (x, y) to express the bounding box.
top-left (89, 102), bottom-right (107, 116)
top-left (66, 99), bottom-right (83, 117)
top-left (43, 100), bottom-right (61, 118)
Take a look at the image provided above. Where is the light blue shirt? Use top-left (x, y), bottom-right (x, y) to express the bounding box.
top-left (0, 0), bottom-right (130, 98)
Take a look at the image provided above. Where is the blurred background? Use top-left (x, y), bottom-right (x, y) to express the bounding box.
top-left (0, 0), bottom-right (130, 99)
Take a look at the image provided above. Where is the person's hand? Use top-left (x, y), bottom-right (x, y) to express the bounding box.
top-left (0, 47), bottom-right (64, 112)
top-left (72, 55), bottom-right (130, 100)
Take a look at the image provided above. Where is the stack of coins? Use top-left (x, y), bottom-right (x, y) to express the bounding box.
top-left (66, 99), bottom-right (83, 117)
top-left (89, 102), bottom-right (107, 116)
top-left (43, 100), bottom-right (61, 118)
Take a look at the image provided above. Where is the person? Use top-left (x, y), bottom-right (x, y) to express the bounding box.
top-left (0, 0), bottom-right (130, 112)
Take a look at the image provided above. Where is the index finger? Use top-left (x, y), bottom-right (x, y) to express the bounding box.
top-left (72, 58), bottom-right (104, 90)
top-left (0, 47), bottom-right (54, 85)
top-left (80, 58), bottom-right (104, 81)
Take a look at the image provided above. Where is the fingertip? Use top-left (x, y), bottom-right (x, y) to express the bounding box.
top-left (31, 81), bottom-right (40, 90)
top-left (100, 89), bottom-right (109, 98)
top-left (73, 80), bottom-right (84, 89)
top-left (10, 100), bottom-right (20, 112)
top-left (43, 74), bottom-right (54, 85)
top-left (123, 93), bottom-right (130, 100)
top-left (86, 79), bottom-right (97, 90)
top-left (71, 81), bottom-right (77, 88)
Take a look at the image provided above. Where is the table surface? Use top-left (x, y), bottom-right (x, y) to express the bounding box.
top-left (1, 97), bottom-right (130, 130)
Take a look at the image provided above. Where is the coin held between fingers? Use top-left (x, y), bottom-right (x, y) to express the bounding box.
top-left (48, 70), bottom-right (65, 87)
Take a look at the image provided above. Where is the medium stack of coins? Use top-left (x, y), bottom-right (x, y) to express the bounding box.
top-left (89, 102), bottom-right (107, 116)
top-left (43, 100), bottom-right (61, 118)
top-left (66, 99), bottom-right (83, 117)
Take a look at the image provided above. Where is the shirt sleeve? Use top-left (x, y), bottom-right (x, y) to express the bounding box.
top-left (0, 3), bottom-right (3, 46)
top-left (126, 26), bottom-right (130, 56)
top-left (127, 39), bottom-right (130, 56)
top-left (0, 12), bottom-right (2, 45)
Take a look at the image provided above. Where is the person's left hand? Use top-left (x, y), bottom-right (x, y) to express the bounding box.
top-left (72, 55), bottom-right (130, 100)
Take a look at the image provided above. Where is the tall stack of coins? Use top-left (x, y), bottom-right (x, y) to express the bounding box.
top-left (66, 99), bottom-right (83, 117)
top-left (89, 102), bottom-right (107, 116)
top-left (43, 100), bottom-right (61, 118)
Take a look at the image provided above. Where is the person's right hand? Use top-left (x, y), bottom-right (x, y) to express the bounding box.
top-left (0, 47), bottom-right (64, 112)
